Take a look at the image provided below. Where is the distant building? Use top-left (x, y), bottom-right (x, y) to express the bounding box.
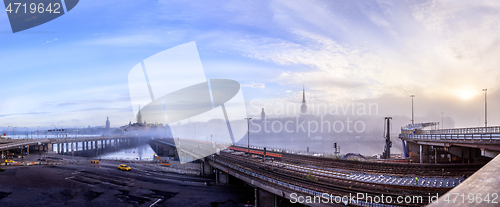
top-left (136, 106), bottom-right (143, 124)
top-left (105, 117), bottom-right (110, 130)
top-left (300, 85), bottom-right (307, 114)
top-left (261, 108), bottom-right (266, 120)
top-left (119, 106), bottom-right (165, 133)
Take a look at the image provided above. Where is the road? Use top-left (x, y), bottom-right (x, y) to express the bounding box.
top-left (0, 157), bottom-right (254, 207)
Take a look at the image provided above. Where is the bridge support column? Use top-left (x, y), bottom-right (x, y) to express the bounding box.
top-left (420, 145), bottom-right (423, 164)
top-left (435, 149), bottom-right (438, 164)
top-left (255, 188), bottom-right (258, 207)
top-left (65, 143), bottom-right (69, 154)
top-left (76, 142), bottom-right (79, 151)
top-left (215, 169), bottom-right (218, 184)
top-left (71, 143), bottom-right (74, 156)
top-left (48, 143), bottom-right (52, 152)
top-left (275, 195), bottom-right (278, 207)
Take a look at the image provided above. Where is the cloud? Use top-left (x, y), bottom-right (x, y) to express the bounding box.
top-left (43, 38), bottom-right (58, 45)
top-left (241, 82), bottom-right (265, 88)
top-left (223, 0), bottom-right (500, 103)
top-left (0, 112), bottom-right (48, 118)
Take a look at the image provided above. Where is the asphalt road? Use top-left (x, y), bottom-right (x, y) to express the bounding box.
top-left (0, 159), bottom-right (254, 207)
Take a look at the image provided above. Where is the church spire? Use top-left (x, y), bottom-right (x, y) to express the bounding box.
top-left (136, 105), bottom-right (143, 124)
top-left (302, 85), bottom-right (306, 103)
top-left (300, 85), bottom-right (307, 114)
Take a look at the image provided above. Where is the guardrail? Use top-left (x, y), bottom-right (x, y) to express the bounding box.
top-left (0, 139), bottom-right (50, 150)
top-left (402, 126), bottom-right (500, 135)
top-left (399, 133), bottom-right (500, 141)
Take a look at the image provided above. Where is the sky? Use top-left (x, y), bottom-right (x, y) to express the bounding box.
top-left (1, 0), bottom-right (500, 132)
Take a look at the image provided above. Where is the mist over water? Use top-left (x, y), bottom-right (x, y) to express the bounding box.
top-left (98, 144), bottom-right (156, 161)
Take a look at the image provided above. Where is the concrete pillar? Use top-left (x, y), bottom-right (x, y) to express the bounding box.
top-left (255, 188), bottom-right (258, 207)
top-left (76, 142), bottom-right (79, 151)
top-left (420, 144), bottom-right (423, 164)
top-left (71, 142), bottom-right (74, 152)
top-left (215, 169), bottom-right (219, 184)
top-left (435, 149), bottom-right (438, 164)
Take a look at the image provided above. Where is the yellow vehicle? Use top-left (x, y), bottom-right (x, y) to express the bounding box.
top-left (4, 159), bottom-right (15, 163)
top-left (118, 164), bottom-right (131, 171)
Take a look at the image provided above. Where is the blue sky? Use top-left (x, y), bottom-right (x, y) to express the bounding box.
top-left (2, 0), bottom-right (500, 129)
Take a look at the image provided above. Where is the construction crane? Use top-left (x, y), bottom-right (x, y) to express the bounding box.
top-left (382, 117), bottom-right (392, 159)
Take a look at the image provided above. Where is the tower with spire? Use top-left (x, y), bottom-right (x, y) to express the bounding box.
top-left (300, 85), bottom-right (307, 114)
top-left (105, 116), bottom-right (110, 129)
top-left (136, 105), bottom-right (143, 125)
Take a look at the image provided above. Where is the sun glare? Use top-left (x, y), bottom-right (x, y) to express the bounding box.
top-left (456, 89), bottom-right (477, 100)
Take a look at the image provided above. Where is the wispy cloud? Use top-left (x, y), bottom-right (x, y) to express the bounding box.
top-left (43, 38), bottom-right (58, 45)
top-left (241, 81), bottom-right (265, 88)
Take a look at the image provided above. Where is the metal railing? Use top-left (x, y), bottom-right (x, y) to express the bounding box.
top-left (399, 133), bottom-right (500, 141)
top-left (402, 126), bottom-right (500, 135)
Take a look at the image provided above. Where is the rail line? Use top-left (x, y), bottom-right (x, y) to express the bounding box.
top-left (227, 146), bottom-right (483, 177)
top-left (216, 152), bottom-right (445, 206)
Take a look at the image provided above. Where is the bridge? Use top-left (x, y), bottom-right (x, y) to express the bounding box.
top-left (400, 124), bottom-right (500, 163)
top-left (0, 135), bottom-right (148, 158)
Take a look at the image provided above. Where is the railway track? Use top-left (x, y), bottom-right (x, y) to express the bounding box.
top-left (216, 152), bottom-right (445, 206)
top-left (282, 153), bottom-right (483, 177)
top-left (227, 146), bottom-right (483, 177)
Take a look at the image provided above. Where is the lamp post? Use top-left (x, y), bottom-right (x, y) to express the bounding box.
top-left (244, 118), bottom-right (252, 153)
top-left (37, 126), bottom-right (40, 139)
top-left (410, 95), bottom-right (415, 125)
top-left (483, 89), bottom-right (487, 127)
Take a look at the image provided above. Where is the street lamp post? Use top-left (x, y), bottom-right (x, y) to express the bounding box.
top-left (24, 127), bottom-right (28, 139)
top-left (244, 118), bottom-right (252, 153)
top-left (37, 126), bottom-right (40, 139)
top-left (410, 95), bottom-right (415, 125)
top-left (483, 89), bottom-right (487, 127)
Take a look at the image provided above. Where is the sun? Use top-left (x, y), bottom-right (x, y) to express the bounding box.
top-left (456, 89), bottom-right (477, 100)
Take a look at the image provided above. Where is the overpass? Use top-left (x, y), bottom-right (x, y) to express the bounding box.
top-left (400, 123), bottom-right (500, 163)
